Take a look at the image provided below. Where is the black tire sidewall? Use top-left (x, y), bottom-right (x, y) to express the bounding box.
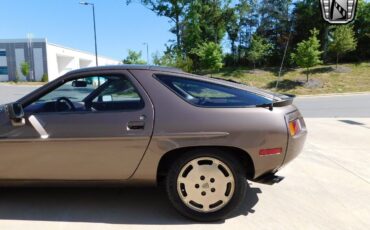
top-left (165, 148), bottom-right (247, 222)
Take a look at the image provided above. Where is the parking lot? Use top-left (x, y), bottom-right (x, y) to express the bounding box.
top-left (0, 84), bottom-right (369, 229)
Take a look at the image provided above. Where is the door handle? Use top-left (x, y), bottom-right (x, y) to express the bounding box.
top-left (127, 121), bottom-right (145, 130)
top-left (29, 115), bottom-right (49, 139)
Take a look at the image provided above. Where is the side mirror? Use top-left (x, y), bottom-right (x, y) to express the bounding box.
top-left (71, 80), bottom-right (87, 88)
top-left (6, 103), bottom-right (25, 126)
top-left (6, 103), bottom-right (24, 120)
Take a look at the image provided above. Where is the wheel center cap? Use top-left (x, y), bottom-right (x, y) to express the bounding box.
top-left (202, 183), bottom-right (209, 189)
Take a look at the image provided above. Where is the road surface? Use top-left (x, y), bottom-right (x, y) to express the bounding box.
top-left (0, 85), bottom-right (369, 229)
top-left (1, 84), bottom-right (369, 117)
top-left (0, 85), bottom-right (38, 105)
top-left (294, 94), bottom-right (370, 117)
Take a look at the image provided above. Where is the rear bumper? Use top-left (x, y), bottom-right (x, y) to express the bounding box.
top-left (252, 126), bottom-right (307, 180)
top-left (251, 108), bottom-right (307, 180)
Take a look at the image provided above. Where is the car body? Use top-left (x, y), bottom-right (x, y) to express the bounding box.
top-left (0, 65), bottom-right (307, 220)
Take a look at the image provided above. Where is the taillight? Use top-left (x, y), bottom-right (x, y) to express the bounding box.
top-left (289, 119), bottom-right (302, 136)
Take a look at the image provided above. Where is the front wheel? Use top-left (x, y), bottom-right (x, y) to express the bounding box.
top-left (165, 149), bottom-right (246, 221)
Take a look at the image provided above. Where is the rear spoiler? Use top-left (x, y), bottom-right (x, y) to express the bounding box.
top-left (275, 93), bottom-right (296, 106)
top-left (256, 94), bottom-right (295, 109)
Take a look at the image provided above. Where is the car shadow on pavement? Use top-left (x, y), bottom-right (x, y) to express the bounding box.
top-left (0, 182), bottom-right (261, 225)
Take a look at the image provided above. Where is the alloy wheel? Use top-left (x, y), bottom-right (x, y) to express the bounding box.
top-left (176, 157), bottom-right (235, 213)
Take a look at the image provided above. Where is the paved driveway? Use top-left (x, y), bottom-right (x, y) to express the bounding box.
top-left (0, 85), bottom-right (369, 229)
top-left (1, 84), bottom-right (369, 118)
top-left (0, 118), bottom-right (369, 229)
top-left (0, 85), bottom-right (38, 104)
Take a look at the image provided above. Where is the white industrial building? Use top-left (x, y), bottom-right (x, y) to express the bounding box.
top-left (0, 38), bottom-right (120, 82)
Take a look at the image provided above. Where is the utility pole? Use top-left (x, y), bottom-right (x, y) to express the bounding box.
top-left (80, 2), bottom-right (99, 66)
top-left (143, 42), bottom-right (149, 65)
top-left (27, 33), bottom-right (35, 81)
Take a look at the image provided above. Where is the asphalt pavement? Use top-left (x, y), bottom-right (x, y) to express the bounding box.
top-left (0, 84), bottom-right (38, 105)
top-left (0, 84), bottom-right (369, 229)
top-left (294, 93), bottom-right (370, 117)
top-left (1, 84), bottom-right (369, 117)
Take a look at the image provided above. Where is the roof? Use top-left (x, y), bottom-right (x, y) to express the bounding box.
top-left (0, 38), bottom-right (119, 62)
top-left (0, 38), bottom-right (46, 43)
top-left (47, 43), bottom-right (120, 62)
top-left (67, 65), bottom-right (184, 75)
top-left (66, 65), bottom-right (277, 100)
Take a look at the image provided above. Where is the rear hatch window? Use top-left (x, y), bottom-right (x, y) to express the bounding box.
top-left (155, 74), bottom-right (272, 107)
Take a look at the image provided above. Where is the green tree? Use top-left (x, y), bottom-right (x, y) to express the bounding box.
top-left (292, 0), bottom-right (330, 61)
top-left (291, 29), bottom-right (322, 82)
top-left (292, 0), bottom-right (368, 62)
top-left (354, 0), bottom-right (370, 61)
top-left (188, 0), bottom-right (230, 44)
top-left (238, 0), bottom-right (258, 61)
top-left (152, 50), bottom-right (193, 72)
top-left (246, 35), bottom-right (272, 69)
top-left (126, 0), bottom-right (191, 50)
top-left (225, 0), bottom-right (251, 64)
top-left (181, 0), bottom-right (231, 70)
top-left (257, 0), bottom-right (292, 64)
top-left (20, 62), bottom-right (30, 78)
top-left (329, 25), bottom-right (357, 68)
top-left (191, 42), bottom-right (223, 72)
top-left (122, 50), bottom-right (147, 64)
top-left (225, 6), bottom-right (239, 61)
top-left (41, 73), bottom-right (48, 82)
top-left (152, 51), bottom-right (173, 66)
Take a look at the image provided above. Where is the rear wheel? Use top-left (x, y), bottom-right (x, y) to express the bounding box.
top-left (165, 149), bottom-right (246, 221)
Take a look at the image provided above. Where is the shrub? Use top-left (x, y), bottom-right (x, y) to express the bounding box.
top-left (41, 73), bottom-right (48, 82)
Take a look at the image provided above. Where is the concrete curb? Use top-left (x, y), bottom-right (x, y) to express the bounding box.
top-left (297, 92), bottom-right (370, 98)
top-left (0, 83), bottom-right (42, 87)
top-left (1, 84), bottom-right (370, 97)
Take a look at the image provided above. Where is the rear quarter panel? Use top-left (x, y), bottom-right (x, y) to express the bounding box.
top-left (129, 70), bottom-right (294, 184)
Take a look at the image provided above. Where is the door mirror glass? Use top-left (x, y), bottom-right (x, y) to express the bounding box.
top-left (71, 80), bottom-right (87, 88)
top-left (6, 103), bottom-right (24, 120)
top-left (102, 95), bottom-right (113, 102)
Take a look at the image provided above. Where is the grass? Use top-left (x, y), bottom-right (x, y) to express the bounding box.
top-left (212, 62), bottom-right (370, 95)
top-left (1, 62), bottom-right (369, 95)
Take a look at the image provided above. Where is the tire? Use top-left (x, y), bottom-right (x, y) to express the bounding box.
top-left (165, 148), bottom-right (246, 222)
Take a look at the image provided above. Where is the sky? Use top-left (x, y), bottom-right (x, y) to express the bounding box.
top-left (0, 0), bottom-right (173, 62)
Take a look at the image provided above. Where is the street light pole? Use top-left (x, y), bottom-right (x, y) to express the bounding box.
top-left (143, 42), bottom-right (149, 65)
top-left (92, 4), bottom-right (98, 66)
top-left (80, 2), bottom-right (98, 67)
top-left (27, 33), bottom-right (35, 81)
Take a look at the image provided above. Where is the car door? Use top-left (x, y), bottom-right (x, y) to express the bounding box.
top-left (0, 70), bottom-right (154, 180)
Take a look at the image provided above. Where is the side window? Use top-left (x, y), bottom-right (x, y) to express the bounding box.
top-left (25, 75), bottom-right (144, 113)
top-left (91, 77), bottom-right (144, 111)
top-left (156, 74), bottom-right (271, 107)
top-left (93, 78), bottom-right (141, 103)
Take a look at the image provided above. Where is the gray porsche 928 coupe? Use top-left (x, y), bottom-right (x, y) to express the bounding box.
top-left (0, 65), bottom-right (307, 221)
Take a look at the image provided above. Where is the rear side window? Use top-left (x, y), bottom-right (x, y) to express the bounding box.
top-left (156, 75), bottom-right (271, 107)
